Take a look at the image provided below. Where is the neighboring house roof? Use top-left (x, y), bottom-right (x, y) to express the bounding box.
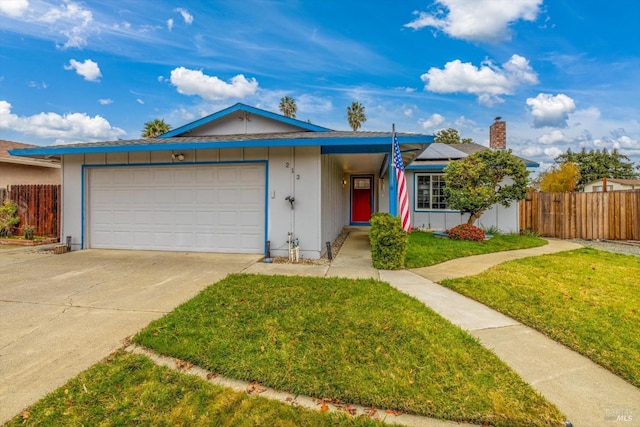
top-left (585, 178), bottom-right (640, 186)
top-left (0, 140), bottom-right (60, 169)
top-left (407, 142), bottom-right (539, 169)
top-left (9, 104), bottom-right (433, 166)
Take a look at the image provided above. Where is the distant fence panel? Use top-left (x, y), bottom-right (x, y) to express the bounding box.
top-left (6, 184), bottom-right (61, 237)
top-left (520, 190), bottom-right (640, 241)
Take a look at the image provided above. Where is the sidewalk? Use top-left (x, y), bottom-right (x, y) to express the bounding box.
top-left (245, 232), bottom-right (640, 427)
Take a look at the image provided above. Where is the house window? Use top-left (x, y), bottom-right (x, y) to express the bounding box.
top-left (416, 174), bottom-right (448, 209)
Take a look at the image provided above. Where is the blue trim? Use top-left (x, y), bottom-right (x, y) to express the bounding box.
top-left (349, 174), bottom-right (374, 226)
top-left (160, 103), bottom-right (332, 137)
top-left (10, 135), bottom-right (431, 158)
top-left (406, 164), bottom-right (445, 170)
top-left (388, 154), bottom-right (397, 216)
top-left (81, 160), bottom-right (269, 252)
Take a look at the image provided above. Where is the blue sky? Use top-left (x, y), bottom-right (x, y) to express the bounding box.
top-left (1, 0), bottom-right (639, 171)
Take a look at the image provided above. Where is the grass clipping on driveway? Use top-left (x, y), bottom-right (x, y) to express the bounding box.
top-left (134, 274), bottom-right (564, 426)
top-left (7, 351), bottom-right (380, 427)
top-left (441, 248), bottom-right (640, 388)
top-left (405, 231), bottom-right (547, 268)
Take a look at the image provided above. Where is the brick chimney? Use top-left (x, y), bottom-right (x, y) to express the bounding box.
top-left (489, 117), bottom-right (506, 149)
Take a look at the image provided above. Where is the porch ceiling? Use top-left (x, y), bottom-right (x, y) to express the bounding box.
top-left (331, 153), bottom-right (386, 174)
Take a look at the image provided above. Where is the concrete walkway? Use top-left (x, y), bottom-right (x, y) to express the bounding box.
top-left (247, 232), bottom-right (640, 426)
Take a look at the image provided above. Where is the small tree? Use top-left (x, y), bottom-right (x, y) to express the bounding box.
top-left (0, 200), bottom-right (20, 237)
top-left (444, 149), bottom-right (529, 225)
top-left (142, 119), bottom-right (172, 138)
top-left (434, 128), bottom-right (473, 144)
top-left (278, 96), bottom-right (297, 118)
top-left (539, 162), bottom-right (581, 192)
top-left (347, 101), bottom-right (366, 131)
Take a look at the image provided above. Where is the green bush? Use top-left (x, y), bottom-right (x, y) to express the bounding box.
top-left (369, 213), bottom-right (408, 270)
top-left (22, 224), bottom-right (36, 240)
top-left (0, 200), bottom-right (20, 237)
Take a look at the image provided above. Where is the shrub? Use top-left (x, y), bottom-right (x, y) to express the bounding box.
top-left (22, 224), bottom-right (36, 240)
top-left (447, 223), bottom-right (485, 242)
top-left (0, 200), bottom-right (20, 237)
top-left (369, 213), bottom-right (408, 270)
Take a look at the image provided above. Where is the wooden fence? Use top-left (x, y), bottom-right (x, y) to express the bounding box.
top-left (2, 185), bottom-right (61, 237)
top-left (520, 190), bottom-right (640, 240)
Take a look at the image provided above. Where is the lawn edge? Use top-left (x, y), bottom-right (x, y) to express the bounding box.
top-left (124, 344), bottom-right (479, 427)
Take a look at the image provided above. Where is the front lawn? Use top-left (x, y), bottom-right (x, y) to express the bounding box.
top-left (441, 248), bottom-right (640, 388)
top-left (405, 231), bottom-right (547, 268)
top-left (134, 274), bottom-right (565, 426)
top-left (7, 351), bottom-right (379, 427)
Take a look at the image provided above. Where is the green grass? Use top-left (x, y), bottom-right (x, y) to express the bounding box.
top-left (134, 274), bottom-right (565, 426)
top-left (7, 351), bottom-right (379, 427)
top-left (405, 231), bottom-right (547, 268)
top-left (441, 248), bottom-right (640, 387)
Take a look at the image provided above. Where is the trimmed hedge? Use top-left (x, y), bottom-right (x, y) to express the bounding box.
top-left (369, 213), bottom-right (408, 270)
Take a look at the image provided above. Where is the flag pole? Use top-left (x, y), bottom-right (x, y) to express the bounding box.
top-left (389, 124), bottom-right (397, 216)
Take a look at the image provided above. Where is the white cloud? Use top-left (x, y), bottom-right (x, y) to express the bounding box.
top-left (136, 98), bottom-right (144, 104)
top-left (0, 0), bottom-right (29, 17)
top-left (98, 98), bottom-right (113, 105)
top-left (167, 18), bottom-right (174, 31)
top-left (64, 59), bottom-right (102, 81)
top-left (419, 113), bottom-right (445, 130)
top-left (538, 130), bottom-right (568, 145)
top-left (39, 0), bottom-right (94, 49)
top-left (526, 93), bottom-right (576, 128)
top-left (543, 146), bottom-right (563, 158)
top-left (405, 0), bottom-right (542, 42)
top-left (0, 100), bottom-right (125, 142)
top-left (403, 107), bottom-right (413, 118)
top-left (174, 8), bottom-right (193, 24)
top-left (296, 94), bottom-right (333, 114)
top-left (421, 54), bottom-right (538, 106)
top-left (170, 67), bottom-right (259, 101)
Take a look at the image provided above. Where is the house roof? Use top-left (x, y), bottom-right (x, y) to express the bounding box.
top-left (586, 178), bottom-right (640, 186)
top-left (407, 142), bottom-right (539, 169)
top-left (161, 103), bottom-right (332, 137)
top-left (8, 103), bottom-right (433, 166)
top-left (0, 140), bottom-right (60, 169)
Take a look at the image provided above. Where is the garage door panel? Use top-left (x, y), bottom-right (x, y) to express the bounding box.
top-left (89, 164), bottom-right (265, 253)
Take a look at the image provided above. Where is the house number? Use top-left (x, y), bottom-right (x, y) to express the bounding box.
top-left (296, 174), bottom-right (300, 180)
top-left (285, 162), bottom-right (290, 168)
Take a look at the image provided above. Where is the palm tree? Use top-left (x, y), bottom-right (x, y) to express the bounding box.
top-left (142, 119), bottom-right (171, 138)
top-left (347, 101), bottom-right (366, 131)
top-left (279, 96), bottom-right (297, 118)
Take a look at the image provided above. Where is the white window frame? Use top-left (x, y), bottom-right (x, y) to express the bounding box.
top-left (415, 173), bottom-right (451, 211)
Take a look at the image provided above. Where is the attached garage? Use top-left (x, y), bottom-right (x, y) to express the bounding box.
top-left (87, 163), bottom-right (265, 253)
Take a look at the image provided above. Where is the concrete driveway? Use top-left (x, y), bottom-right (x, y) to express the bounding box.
top-left (0, 248), bottom-right (261, 424)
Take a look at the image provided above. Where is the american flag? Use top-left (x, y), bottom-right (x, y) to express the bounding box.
top-left (393, 133), bottom-right (411, 232)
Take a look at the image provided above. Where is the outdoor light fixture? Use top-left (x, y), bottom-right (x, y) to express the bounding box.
top-left (172, 153), bottom-right (185, 161)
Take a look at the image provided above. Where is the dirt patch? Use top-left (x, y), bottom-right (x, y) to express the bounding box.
top-left (271, 229), bottom-right (352, 266)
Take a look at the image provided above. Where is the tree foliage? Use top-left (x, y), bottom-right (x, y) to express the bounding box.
top-left (444, 149), bottom-right (529, 225)
top-left (539, 162), bottom-right (581, 192)
top-left (278, 96), bottom-right (297, 118)
top-left (347, 101), bottom-right (366, 131)
top-left (142, 119), bottom-right (172, 138)
top-left (555, 148), bottom-right (638, 190)
top-left (434, 128), bottom-right (473, 144)
top-left (0, 200), bottom-right (20, 237)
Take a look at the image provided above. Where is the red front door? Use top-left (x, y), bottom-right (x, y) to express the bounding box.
top-left (351, 176), bottom-right (373, 223)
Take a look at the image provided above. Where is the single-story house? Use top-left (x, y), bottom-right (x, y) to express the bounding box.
top-left (406, 119), bottom-right (538, 233)
top-left (9, 105), bottom-right (534, 257)
top-left (0, 140), bottom-right (60, 189)
top-left (9, 103), bottom-right (431, 258)
top-left (583, 178), bottom-right (640, 192)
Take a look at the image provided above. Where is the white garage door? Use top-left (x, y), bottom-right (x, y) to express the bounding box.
top-left (88, 164), bottom-right (265, 253)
